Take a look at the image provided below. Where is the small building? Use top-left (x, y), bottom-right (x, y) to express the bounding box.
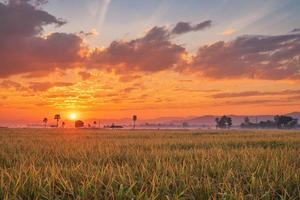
top-left (75, 120), bottom-right (84, 128)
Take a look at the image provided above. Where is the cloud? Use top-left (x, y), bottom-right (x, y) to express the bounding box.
top-left (0, 80), bottom-right (26, 91)
top-left (0, 0), bottom-right (84, 78)
top-left (88, 20), bottom-right (212, 73)
top-left (291, 28), bottom-right (300, 33)
top-left (221, 28), bottom-right (237, 36)
top-left (211, 90), bottom-right (300, 98)
top-left (29, 81), bottom-right (74, 91)
top-left (171, 21), bottom-right (212, 35)
top-left (79, 29), bottom-right (99, 37)
top-left (0, 0), bottom-right (65, 37)
top-left (119, 75), bottom-right (142, 82)
top-left (78, 71), bottom-right (92, 80)
top-left (190, 34), bottom-right (300, 80)
top-left (220, 99), bottom-right (291, 106)
top-left (89, 26), bottom-right (186, 73)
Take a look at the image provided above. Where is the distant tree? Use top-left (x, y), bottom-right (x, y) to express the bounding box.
top-left (182, 122), bottom-right (189, 128)
top-left (42, 118), bottom-right (48, 128)
top-left (274, 115), bottom-right (298, 129)
top-left (227, 117), bottom-right (232, 128)
top-left (54, 114), bottom-right (61, 128)
top-left (244, 117), bottom-right (250, 125)
top-left (132, 115), bottom-right (137, 129)
top-left (75, 120), bottom-right (84, 128)
top-left (241, 117), bottom-right (257, 128)
top-left (62, 122), bottom-right (65, 128)
top-left (216, 116), bottom-right (232, 129)
top-left (93, 121), bottom-right (97, 128)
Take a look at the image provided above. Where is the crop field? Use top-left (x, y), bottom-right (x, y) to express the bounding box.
top-left (0, 129), bottom-right (300, 199)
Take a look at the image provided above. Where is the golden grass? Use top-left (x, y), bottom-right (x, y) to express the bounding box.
top-left (0, 129), bottom-right (300, 199)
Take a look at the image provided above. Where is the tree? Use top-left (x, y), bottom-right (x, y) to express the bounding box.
top-left (42, 118), bottom-right (48, 128)
top-left (75, 120), bottom-right (84, 128)
top-left (54, 114), bottom-right (61, 128)
top-left (244, 117), bottom-right (250, 125)
top-left (62, 122), bottom-right (65, 128)
top-left (227, 117), bottom-right (232, 128)
top-left (182, 122), bottom-right (189, 128)
top-left (132, 115), bottom-right (137, 129)
top-left (216, 116), bottom-right (232, 129)
top-left (274, 115), bottom-right (298, 129)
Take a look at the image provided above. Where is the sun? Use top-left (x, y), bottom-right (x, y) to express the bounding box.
top-left (69, 113), bottom-right (77, 120)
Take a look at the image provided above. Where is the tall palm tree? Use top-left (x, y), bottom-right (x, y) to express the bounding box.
top-left (42, 118), bottom-right (48, 128)
top-left (132, 115), bottom-right (137, 129)
top-left (54, 114), bottom-right (61, 128)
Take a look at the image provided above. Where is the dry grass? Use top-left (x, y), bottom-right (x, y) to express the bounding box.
top-left (0, 128), bottom-right (300, 199)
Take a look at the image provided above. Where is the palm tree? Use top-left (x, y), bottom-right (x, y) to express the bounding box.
top-left (42, 118), bottom-right (48, 128)
top-left (132, 115), bottom-right (137, 129)
top-left (54, 114), bottom-right (61, 127)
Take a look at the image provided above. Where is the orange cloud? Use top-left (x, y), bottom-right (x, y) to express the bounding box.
top-left (221, 28), bottom-right (237, 36)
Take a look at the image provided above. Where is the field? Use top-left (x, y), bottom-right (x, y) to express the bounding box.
top-left (0, 129), bottom-right (300, 199)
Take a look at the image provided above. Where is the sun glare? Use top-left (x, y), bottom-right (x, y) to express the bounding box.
top-left (69, 113), bottom-right (77, 120)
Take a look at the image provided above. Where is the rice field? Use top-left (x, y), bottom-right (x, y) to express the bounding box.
top-left (0, 128), bottom-right (300, 199)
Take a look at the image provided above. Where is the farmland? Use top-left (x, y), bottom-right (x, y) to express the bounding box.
top-left (0, 129), bottom-right (300, 199)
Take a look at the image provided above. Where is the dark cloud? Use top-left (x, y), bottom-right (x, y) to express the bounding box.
top-left (171, 21), bottom-right (212, 35)
top-left (29, 81), bottom-right (74, 91)
top-left (0, 0), bottom-right (83, 78)
top-left (88, 20), bottom-right (212, 73)
top-left (0, 0), bottom-right (65, 37)
top-left (190, 34), bottom-right (300, 80)
top-left (89, 26), bottom-right (186, 73)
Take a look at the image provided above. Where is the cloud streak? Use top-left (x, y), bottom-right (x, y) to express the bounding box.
top-left (211, 90), bottom-right (300, 99)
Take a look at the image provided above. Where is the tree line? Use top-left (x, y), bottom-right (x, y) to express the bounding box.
top-left (216, 115), bottom-right (298, 129)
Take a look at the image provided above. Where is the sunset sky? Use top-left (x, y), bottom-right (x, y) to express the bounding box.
top-left (0, 0), bottom-right (300, 124)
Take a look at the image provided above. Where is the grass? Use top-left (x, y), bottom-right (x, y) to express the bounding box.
top-left (0, 128), bottom-right (300, 199)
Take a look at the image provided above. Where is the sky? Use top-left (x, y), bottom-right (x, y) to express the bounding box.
top-left (0, 0), bottom-right (300, 124)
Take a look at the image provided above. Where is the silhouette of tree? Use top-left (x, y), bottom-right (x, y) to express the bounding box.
top-left (133, 115), bottom-right (137, 129)
top-left (216, 116), bottom-right (232, 129)
top-left (244, 117), bottom-right (250, 125)
top-left (75, 120), bottom-right (84, 128)
top-left (42, 118), bottom-right (48, 128)
top-left (227, 117), bottom-right (232, 128)
top-left (274, 115), bottom-right (298, 129)
top-left (182, 122), bottom-right (189, 128)
top-left (54, 114), bottom-right (61, 128)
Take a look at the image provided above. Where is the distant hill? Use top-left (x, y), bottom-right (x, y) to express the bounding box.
top-left (141, 112), bottom-right (300, 126)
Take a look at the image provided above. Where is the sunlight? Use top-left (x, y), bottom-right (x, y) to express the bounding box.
top-left (69, 113), bottom-right (77, 120)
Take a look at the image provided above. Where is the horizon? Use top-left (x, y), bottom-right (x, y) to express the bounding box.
top-left (1, 0), bottom-right (300, 123)
top-left (1, 111), bottom-right (299, 127)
